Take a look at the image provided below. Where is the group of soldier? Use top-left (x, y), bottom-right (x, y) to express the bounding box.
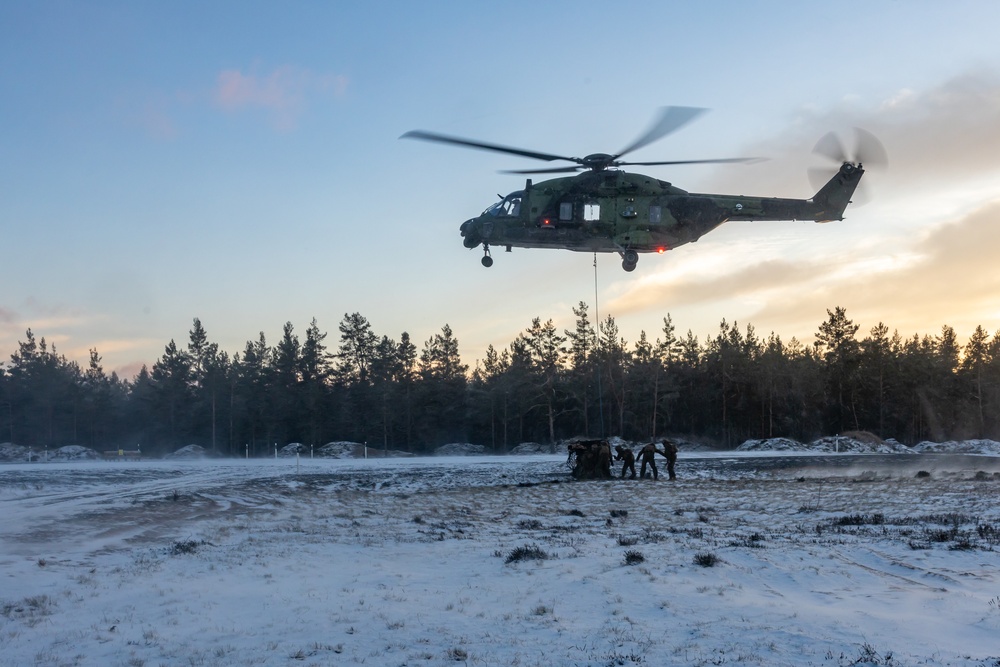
top-left (567, 439), bottom-right (678, 481)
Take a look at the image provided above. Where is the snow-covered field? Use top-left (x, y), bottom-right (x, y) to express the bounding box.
top-left (2, 453), bottom-right (999, 666)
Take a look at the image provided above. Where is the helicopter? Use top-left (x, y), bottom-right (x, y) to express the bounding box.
top-left (401, 107), bottom-right (886, 271)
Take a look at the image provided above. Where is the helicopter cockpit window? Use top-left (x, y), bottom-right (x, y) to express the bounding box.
top-left (485, 191), bottom-right (523, 217)
top-left (583, 203), bottom-right (601, 222)
top-left (649, 205), bottom-right (662, 223)
top-left (559, 202), bottom-right (573, 221)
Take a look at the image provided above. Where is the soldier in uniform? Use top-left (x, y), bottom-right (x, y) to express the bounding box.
top-left (614, 445), bottom-right (636, 479)
top-left (567, 442), bottom-right (592, 479)
top-left (597, 441), bottom-right (613, 479)
top-left (637, 442), bottom-right (660, 480)
top-left (660, 439), bottom-right (678, 480)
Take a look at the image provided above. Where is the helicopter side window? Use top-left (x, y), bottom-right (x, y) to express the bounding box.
top-left (559, 202), bottom-right (573, 221)
top-left (649, 205), bottom-right (662, 223)
top-left (583, 203), bottom-right (600, 222)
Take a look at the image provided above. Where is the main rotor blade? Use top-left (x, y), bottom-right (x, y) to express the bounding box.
top-left (501, 166), bottom-right (584, 174)
top-left (613, 106), bottom-right (707, 160)
top-left (400, 130), bottom-right (576, 164)
top-left (620, 157), bottom-right (765, 167)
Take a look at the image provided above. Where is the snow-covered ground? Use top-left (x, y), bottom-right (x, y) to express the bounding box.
top-left (2, 452), bottom-right (999, 666)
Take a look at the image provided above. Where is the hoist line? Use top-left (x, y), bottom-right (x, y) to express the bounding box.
top-left (594, 253), bottom-right (605, 438)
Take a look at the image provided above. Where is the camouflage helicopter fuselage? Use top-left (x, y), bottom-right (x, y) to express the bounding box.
top-left (460, 162), bottom-right (864, 271)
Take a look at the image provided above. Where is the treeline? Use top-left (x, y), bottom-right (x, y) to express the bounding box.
top-left (2, 306), bottom-right (1000, 456)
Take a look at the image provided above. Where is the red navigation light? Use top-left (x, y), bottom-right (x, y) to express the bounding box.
top-left (657, 247), bottom-right (665, 254)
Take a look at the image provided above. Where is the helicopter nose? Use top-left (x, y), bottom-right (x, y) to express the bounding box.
top-left (460, 219), bottom-right (481, 248)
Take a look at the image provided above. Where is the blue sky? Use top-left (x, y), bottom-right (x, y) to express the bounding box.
top-left (3, 1), bottom-right (1000, 377)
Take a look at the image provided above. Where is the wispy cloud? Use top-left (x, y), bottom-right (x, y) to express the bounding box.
top-left (212, 65), bottom-right (348, 130)
top-left (697, 69), bottom-right (1000, 199)
top-left (117, 91), bottom-right (183, 140)
top-left (611, 199), bottom-right (1000, 342)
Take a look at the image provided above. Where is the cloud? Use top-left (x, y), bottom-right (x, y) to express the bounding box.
top-left (610, 257), bottom-right (812, 314)
top-left (816, 199), bottom-right (1000, 335)
top-left (698, 69), bottom-right (1000, 199)
top-left (138, 99), bottom-right (179, 140)
top-left (212, 65), bottom-right (348, 130)
top-left (603, 194), bottom-right (1000, 347)
top-left (117, 91), bottom-right (183, 140)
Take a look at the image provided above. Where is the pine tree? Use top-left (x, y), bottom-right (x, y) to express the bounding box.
top-left (961, 325), bottom-right (990, 437)
top-left (814, 307), bottom-right (861, 434)
top-left (150, 340), bottom-right (194, 449)
top-left (564, 302), bottom-right (597, 436)
top-left (520, 318), bottom-right (567, 443)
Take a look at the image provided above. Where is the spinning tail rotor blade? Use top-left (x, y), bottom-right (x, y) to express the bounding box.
top-left (808, 127), bottom-right (888, 205)
top-left (813, 132), bottom-right (848, 164)
top-left (853, 127), bottom-right (888, 169)
top-left (807, 167), bottom-right (834, 193)
top-left (812, 127), bottom-right (887, 168)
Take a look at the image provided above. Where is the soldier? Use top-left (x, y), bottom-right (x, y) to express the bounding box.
top-left (597, 441), bottom-right (613, 479)
top-left (637, 442), bottom-right (660, 480)
top-left (614, 445), bottom-right (636, 479)
top-left (567, 442), bottom-right (591, 479)
top-left (660, 439), bottom-right (678, 480)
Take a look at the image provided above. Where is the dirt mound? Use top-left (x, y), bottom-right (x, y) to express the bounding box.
top-left (165, 444), bottom-right (209, 460)
top-left (737, 433), bottom-right (916, 454)
top-left (434, 443), bottom-right (487, 456)
top-left (47, 445), bottom-right (100, 461)
top-left (912, 439), bottom-right (1000, 455)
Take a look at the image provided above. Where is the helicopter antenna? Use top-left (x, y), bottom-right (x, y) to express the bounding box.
top-left (594, 253), bottom-right (605, 438)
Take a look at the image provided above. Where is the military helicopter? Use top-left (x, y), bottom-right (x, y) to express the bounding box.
top-left (401, 107), bottom-right (886, 271)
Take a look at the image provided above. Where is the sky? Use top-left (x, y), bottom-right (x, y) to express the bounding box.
top-left (3, 1), bottom-right (1000, 379)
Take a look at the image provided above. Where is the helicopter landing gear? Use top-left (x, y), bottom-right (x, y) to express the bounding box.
top-left (621, 248), bottom-right (638, 272)
top-left (481, 245), bottom-right (493, 267)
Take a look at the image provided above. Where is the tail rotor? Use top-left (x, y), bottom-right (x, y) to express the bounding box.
top-left (807, 128), bottom-right (887, 204)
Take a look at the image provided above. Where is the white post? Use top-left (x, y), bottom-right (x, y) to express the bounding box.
top-left (296, 450), bottom-right (300, 473)
top-left (274, 444), bottom-right (277, 459)
top-left (364, 441), bottom-right (368, 459)
top-left (245, 443), bottom-right (249, 459)
top-left (310, 444), bottom-right (314, 459)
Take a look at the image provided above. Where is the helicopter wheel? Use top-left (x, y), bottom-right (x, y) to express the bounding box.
top-left (621, 249), bottom-right (638, 271)
top-left (481, 255), bottom-right (494, 268)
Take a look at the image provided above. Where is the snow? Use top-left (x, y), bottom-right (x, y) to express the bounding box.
top-left (914, 439), bottom-right (1000, 456)
top-left (737, 434), bottom-right (918, 454)
top-left (163, 444), bottom-right (210, 460)
top-left (2, 452), bottom-right (999, 666)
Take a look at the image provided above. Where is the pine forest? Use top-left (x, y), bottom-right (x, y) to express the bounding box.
top-left (3, 305), bottom-right (1000, 457)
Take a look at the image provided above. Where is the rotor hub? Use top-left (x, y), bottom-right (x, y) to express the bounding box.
top-left (581, 153), bottom-right (615, 171)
